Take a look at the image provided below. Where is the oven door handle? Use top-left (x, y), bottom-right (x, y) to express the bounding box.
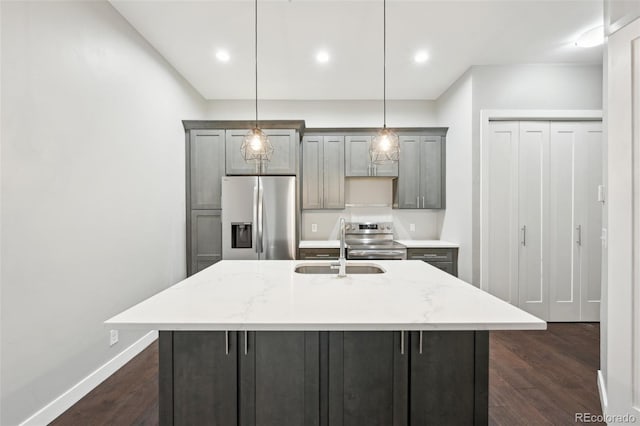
top-left (348, 250), bottom-right (406, 256)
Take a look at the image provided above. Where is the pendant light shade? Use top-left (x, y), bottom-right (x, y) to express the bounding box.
top-left (370, 0), bottom-right (399, 164)
top-left (241, 128), bottom-right (273, 163)
top-left (242, 0), bottom-right (271, 167)
top-left (371, 127), bottom-right (399, 163)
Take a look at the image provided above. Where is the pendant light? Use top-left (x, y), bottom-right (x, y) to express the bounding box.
top-left (241, 0), bottom-right (273, 169)
top-left (370, 0), bottom-right (399, 164)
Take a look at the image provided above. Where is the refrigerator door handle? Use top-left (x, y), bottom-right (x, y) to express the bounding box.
top-left (253, 183), bottom-right (259, 253)
top-left (258, 181), bottom-right (264, 253)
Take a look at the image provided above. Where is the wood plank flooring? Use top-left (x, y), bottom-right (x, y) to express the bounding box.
top-left (51, 323), bottom-right (603, 426)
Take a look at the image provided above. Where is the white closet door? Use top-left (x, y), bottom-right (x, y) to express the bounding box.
top-left (578, 122), bottom-right (602, 321)
top-left (517, 122), bottom-right (549, 319)
top-left (483, 122), bottom-right (519, 304)
top-left (549, 123), bottom-right (581, 321)
top-left (548, 122), bottom-right (602, 321)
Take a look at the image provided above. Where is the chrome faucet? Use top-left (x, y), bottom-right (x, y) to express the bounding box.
top-left (331, 218), bottom-right (347, 277)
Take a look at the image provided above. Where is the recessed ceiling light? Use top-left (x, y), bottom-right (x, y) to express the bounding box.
top-left (414, 50), bottom-right (429, 64)
top-left (215, 50), bottom-right (230, 63)
top-left (316, 50), bottom-right (330, 64)
top-left (575, 26), bottom-right (604, 48)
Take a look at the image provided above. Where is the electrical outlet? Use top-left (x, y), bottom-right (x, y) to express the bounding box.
top-left (410, 224), bottom-right (416, 232)
top-left (311, 224), bottom-right (318, 233)
top-left (110, 330), bottom-right (119, 346)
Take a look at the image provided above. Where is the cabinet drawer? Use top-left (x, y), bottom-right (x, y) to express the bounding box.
top-left (428, 262), bottom-right (454, 275)
top-left (407, 248), bottom-right (453, 262)
top-left (299, 248), bottom-right (340, 260)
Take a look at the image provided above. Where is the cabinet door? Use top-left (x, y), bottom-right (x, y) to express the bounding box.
top-left (372, 156), bottom-right (399, 177)
top-left (420, 136), bottom-right (444, 209)
top-left (240, 331), bottom-right (320, 426)
top-left (299, 248), bottom-right (340, 260)
top-left (409, 331), bottom-right (486, 426)
top-left (397, 136), bottom-right (421, 208)
top-left (171, 331), bottom-right (238, 426)
top-left (190, 210), bottom-right (222, 275)
top-left (345, 136), bottom-right (372, 176)
top-left (323, 136), bottom-right (345, 209)
top-left (262, 129), bottom-right (297, 175)
top-left (226, 129), bottom-right (259, 175)
top-left (302, 136), bottom-right (324, 209)
top-left (190, 130), bottom-right (225, 209)
top-left (328, 331), bottom-right (408, 426)
top-left (517, 122), bottom-right (549, 320)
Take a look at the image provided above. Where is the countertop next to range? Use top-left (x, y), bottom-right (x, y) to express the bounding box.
top-left (299, 240), bottom-right (460, 249)
top-left (106, 260), bottom-right (545, 332)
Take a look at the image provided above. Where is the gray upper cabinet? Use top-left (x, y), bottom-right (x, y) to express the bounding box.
top-left (420, 136), bottom-right (444, 209)
top-left (190, 130), bottom-right (225, 210)
top-left (345, 135), bottom-right (398, 177)
top-left (190, 210), bottom-right (222, 274)
top-left (323, 136), bottom-right (346, 208)
top-left (396, 135), bottom-right (445, 209)
top-left (302, 135), bottom-right (345, 209)
top-left (226, 129), bottom-right (298, 175)
top-left (345, 136), bottom-right (372, 176)
top-left (302, 136), bottom-right (323, 209)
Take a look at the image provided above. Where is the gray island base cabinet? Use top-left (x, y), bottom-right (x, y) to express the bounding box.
top-left (159, 330), bottom-right (488, 426)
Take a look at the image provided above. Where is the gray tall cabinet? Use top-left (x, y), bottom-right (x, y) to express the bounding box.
top-left (185, 121), bottom-right (304, 276)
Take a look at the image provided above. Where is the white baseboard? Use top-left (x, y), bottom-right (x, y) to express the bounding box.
top-left (597, 369), bottom-right (608, 415)
top-left (19, 330), bottom-right (158, 426)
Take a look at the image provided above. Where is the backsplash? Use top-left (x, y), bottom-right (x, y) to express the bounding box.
top-left (301, 178), bottom-right (443, 240)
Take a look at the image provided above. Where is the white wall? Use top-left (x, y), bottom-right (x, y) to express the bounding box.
top-left (470, 64), bottom-right (603, 285)
top-left (0, 2), bottom-right (205, 424)
top-left (436, 71), bottom-right (473, 283)
top-left (206, 99), bottom-right (437, 128)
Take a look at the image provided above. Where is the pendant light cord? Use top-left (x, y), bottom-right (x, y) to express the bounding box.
top-left (383, 0), bottom-right (387, 129)
top-left (255, 0), bottom-right (258, 129)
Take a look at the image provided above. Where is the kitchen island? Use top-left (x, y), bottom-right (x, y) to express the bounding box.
top-left (106, 260), bottom-right (545, 426)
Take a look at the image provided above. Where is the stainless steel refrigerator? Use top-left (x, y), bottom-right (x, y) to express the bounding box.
top-left (221, 176), bottom-right (296, 260)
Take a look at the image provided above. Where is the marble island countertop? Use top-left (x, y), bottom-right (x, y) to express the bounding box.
top-left (106, 260), bottom-right (545, 331)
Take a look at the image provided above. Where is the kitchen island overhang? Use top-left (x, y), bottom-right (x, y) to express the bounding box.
top-left (106, 260), bottom-right (545, 426)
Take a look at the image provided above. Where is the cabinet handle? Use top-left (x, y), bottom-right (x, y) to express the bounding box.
top-left (367, 164), bottom-right (371, 176)
top-left (419, 331), bottom-right (423, 355)
top-left (225, 331), bottom-right (230, 355)
top-left (422, 196), bottom-right (425, 208)
top-left (244, 330), bottom-right (248, 355)
top-left (521, 225), bottom-right (527, 246)
top-left (416, 196), bottom-right (419, 208)
top-left (400, 331), bottom-right (405, 355)
top-left (374, 164), bottom-right (377, 176)
top-left (315, 254), bottom-right (331, 257)
top-left (576, 225), bottom-right (582, 246)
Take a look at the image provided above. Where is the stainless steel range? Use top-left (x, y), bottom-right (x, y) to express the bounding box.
top-left (345, 222), bottom-right (407, 260)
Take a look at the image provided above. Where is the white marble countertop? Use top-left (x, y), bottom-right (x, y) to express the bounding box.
top-left (299, 240), bottom-right (341, 249)
top-left (299, 240), bottom-right (460, 249)
top-left (394, 240), bottom-right (460, 248)
top-left (106, 260), bottom-right (545, 331)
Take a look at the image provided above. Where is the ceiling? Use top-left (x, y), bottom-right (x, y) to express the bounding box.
top-left (111, 0), bottom-right (603, 101)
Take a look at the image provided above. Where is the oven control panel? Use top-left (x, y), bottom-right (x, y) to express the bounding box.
top-left (345, 222), bottom-right (394, 234)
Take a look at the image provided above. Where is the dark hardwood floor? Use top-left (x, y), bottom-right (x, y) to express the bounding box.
top-left (51, 323), bottom-right (603, 426)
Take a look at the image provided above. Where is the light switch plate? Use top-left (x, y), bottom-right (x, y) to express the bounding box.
top-left (597, 185), bottom-right (605, 203)
top-left (311, 224), bottom-right (318, 233)
top-left (410, 224), bottom-right (416, 232)
top-left (110, 330), bottom-right (119, 346)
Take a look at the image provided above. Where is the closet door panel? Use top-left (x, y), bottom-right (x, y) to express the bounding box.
top-left (517, 122), bottom-right (549, 319)
top-left (579, 122), bottom-right (603, 321)
top-left (549, 124), bottom-right (581, 321)
top-left (485, 122), bottom-right (519, 304)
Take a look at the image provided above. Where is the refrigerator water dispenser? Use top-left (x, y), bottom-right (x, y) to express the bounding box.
top-left (231, 223), bottom-right (252, 249)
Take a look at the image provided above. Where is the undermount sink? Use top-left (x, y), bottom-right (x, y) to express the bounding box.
top-left (294, 262), bottom-right (386, 274)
